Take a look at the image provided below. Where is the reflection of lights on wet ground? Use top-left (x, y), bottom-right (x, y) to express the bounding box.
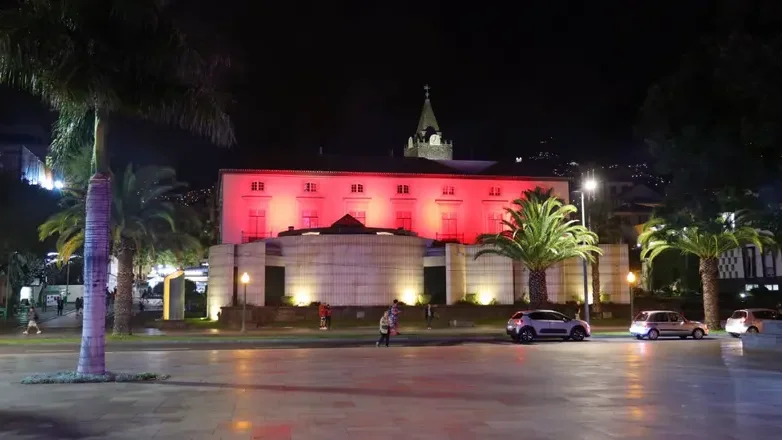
top-left (231, 420), bottom-right (251, 432)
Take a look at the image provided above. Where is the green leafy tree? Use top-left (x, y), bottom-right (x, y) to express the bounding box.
top-left (476, 195), bottom-right (602, 308)
top-left (639, 213), bottom-right (773, 329)
top-left (0, 0), bottom-right (234, 374)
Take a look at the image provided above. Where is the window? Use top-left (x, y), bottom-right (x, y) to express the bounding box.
top-left (395, 211), bottom-right (412, 230)
top-left (486, 212), bottom-right (503, 234)
top-left (304, 182), bottom-right (318, 193)
top-left (245, 209), bottom-right (266, 242)
top-left (668, 313), bottom-right (683, 323)
top-left (730, 311), bottom-right (747, 320)
top-left (441, 212), bottom-right (457, 235)
top-left (752, 310), bottom-right (778, 320)
top-left (350, 183), bottom-right (364, 193)
top-left (301, 210), bottom-right (319, 228)
top-left (442, 185), bottom-right (455, 196)
top-left (743, 246), bottom-right (757, 278)
top-left (489, 186), bottom-right (501, 196)
top-left (650, 313), bottom-right (669, 323)
top-left (349, 210), bottom-right (366, 225)
top-left (527, 312), bottom-right (546, 321)
top-left (396, 184), bottom-right (410, 195)
top-left (250, 181), bottom-right (264, 192)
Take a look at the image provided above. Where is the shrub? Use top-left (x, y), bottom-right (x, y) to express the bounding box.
top-left (281, 296), bottom-right (295, 306)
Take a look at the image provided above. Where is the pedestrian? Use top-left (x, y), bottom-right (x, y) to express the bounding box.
top-left (23, 305), bottom-right (42, 335)
top-left (318, 303), bottom-right (327, 330)
top-left (75, 297), bottom-right (83, 316)
top-left (389, 299), bottom-right (401, 335)
top-left (376, 311), bottom-right (390, 347)
top-left (139, 299), bottom-right (145, 312)
top-left (57, 296), bottom-right (64, 316)
top-left (425, 303), bottom-right (435, 329)
top-left (325, 303), bottom-right (332, 329)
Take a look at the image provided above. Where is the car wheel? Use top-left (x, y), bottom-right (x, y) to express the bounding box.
top-left (647, 329), bottom-right (660, 340)
top-left (747, 327), bottom-right (759, 334)
top-left (692, 328), bottom-right (705, 340)
top-left (569, 327), bottom-right (586, 341)
top-left (635, 335), bottom-right (644, 340)
top-left (517, 327), bottom-right (535, 343)
top-left (729, 333), bottom-right (740, 338)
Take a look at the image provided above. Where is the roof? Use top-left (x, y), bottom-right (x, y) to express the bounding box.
top-left (278, 214), bottom-right (418, 237)
top-left (220, 154), bottom-right (566, 181)
top-left (417, 98), bottom-right (440, 133)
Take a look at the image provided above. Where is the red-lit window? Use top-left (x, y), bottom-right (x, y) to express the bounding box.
top-left (489, 186), bottom-right (501, 196)
top-left (349, 210), bottom-right (366, 225)
top-left (251, 181), bottom-right (264, 192)
top-left (304, 182), bottom-right (318, 193)
top-left (396, 211), bottom-right (412, 230)
top-left (245, 209), bottom-right (266, 242)
top-left (486, 212), bottom-right (503, 234)
top-left (442, 185), bottom-right (455, 196)
top-left (350, 184), bottom-right (364, 193)
top-left (302, 210), bottom-right (319, 228)
top-left (396, 184), bottom-right (410, 194)
top-left (441, 212), bottom-right (458, 235)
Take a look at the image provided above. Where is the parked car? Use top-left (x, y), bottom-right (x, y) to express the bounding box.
top-left (629, 310), bottom-right (708, 340)
top-left (725, 308), bottom-right (780, 337)
top-left (506, 310), bottom-right (591, 343)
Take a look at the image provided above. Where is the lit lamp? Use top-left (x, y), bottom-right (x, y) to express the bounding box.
top-left (627, 271), bottom-right (637, 323)
top-left (576, 177), bottom-right (597, 324)
top-left (240, 272), bottom-right (250, 333)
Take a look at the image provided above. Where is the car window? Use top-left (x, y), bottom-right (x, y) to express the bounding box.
top-left (651, 313), bottom-right (669, 323)
top-left (753, 311), bottom-right (777, 320)
top-left (527, 312), bottom-right (546, 321)
top-left (543, 312), bottom-right (567, 321)
top-left (634, 312), bottom-right (650, 321)
top-left (668, 313), bottom-right (683, 322)
top-left (730, 311), bottom-right (747, 319)
top-left (511, 312), bottom-right (524, 319)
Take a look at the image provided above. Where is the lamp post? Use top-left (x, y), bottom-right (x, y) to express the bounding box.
top-left (627, 271), bottom-right (637, 323)
top-left (240, 272), bottom-right (250, 333)
top-left (578, 178), bottom-right (597, 324)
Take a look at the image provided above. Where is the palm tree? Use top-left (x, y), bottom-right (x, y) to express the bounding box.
top-left (41, 164), bottom-right (190, 335)
top-left (588, 197), bottom-right (622, 313)
top-left (639, 213), bottom-right (772, 329)
top-left (476, 196), bottom-right (602, 308)
top-left (1, 1), bottom-right (233, 374)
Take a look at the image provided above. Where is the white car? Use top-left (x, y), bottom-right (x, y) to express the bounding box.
top-left (725, 308), bottom-right (780, 337)
top-left (629, 310), bottom-right (708, 340)
top-left (506, 310), bottom-right (591, 343)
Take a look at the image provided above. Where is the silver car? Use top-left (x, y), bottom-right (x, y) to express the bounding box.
top-left (629, 310), bottom-right (708, 340)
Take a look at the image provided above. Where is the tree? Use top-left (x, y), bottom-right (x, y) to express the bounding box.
top-left (0, 1), bottom-right (234, 374)
top-left (638, 213), bottom-right (773, 329)
top-left (475, 195), bottom-right (602, 308)
top-left (588, 197), bottom-right (623, 312)
top-left (41, 164), bottom-right (190, 335)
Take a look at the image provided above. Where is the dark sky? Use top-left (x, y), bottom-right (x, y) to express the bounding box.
top-left (0, 0), bottom-right (713, 188)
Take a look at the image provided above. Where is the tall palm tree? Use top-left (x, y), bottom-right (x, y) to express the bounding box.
top-left (1, 1), bottom-right (233, 374)
top-left (588, 197), bottom-right (622, 313)
top-left (639, 213), bottom-right (772, 329)
top-left (41, 164), bottom-right (189, 335)
top-left (476, 196), bottom-right (602, 308)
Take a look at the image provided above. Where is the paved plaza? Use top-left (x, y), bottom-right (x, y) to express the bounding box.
top-left (1, 339), bottom-right (782, 439)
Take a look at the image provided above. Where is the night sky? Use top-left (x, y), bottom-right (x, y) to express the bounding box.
top-left (0, 1), bottom-right (714, 188)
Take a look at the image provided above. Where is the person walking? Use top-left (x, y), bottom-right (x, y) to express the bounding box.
top-left (325, 303), bottom-right (332, 330)
top-left (389, 299), bottom-right (401, 335)
top-left (425, 304), bottom-right (435, 329)
top-left (23, 305), bottom-right (42, 335)
top-left (376, 311), bottom-right (391, 347)
top-left (75, 297), bottom-right (83, 317)
top-left (56, 296), bottom-right (64, 316)
top-left (318, 303), bottom-right (327, 330)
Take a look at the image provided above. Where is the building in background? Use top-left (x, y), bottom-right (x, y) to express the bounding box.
top-left (208, 89), bottom-right (630, 316)
top-left (0, 124), bottom-right (54, 188)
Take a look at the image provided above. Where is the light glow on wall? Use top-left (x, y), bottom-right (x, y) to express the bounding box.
top-left (294, 290), bottom-right (310, 306)
top-left (402, 289), bottom-right (417, 305)
top-left (478, 291), bottom-right (494, 305)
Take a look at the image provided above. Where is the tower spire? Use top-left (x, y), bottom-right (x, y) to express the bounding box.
top-left (417, 84), bottom-right (440, 133)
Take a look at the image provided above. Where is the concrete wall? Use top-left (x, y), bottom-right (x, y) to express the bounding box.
top-left (277, 234), bottom-right (426, 306)
top-left (236, 241), bottom-right (266, 306)
top-left (561, 244), bottom-right (630, 303)
top-left (207, 244), bottom-right (236, 320)
top-left (445, 244), bottom-right (467, 304)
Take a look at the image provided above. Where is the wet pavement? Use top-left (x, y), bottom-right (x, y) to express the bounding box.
top-left (1, 338), bottom-right (781, 439)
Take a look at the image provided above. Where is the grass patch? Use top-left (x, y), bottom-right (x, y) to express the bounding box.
top-left (184, 317), bottom-right (220, 329)
top-left (21, 371), bottom-right (169, 384)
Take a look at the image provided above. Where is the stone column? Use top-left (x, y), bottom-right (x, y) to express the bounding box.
top-left (207, 244), bottom-right (236, 320)
top-left (236, 241), bottom-right (267, 306)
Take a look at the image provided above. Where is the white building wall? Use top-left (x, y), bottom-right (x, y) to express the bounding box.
top-left (207, 244), bottom-right (236, 320)
top-left (236, 241), bottom-right (266, 306)
top-left (278, 234), bottom-right (426, 306)
top-left (464, 246), bottom-right (514, 304)
top-left (445, 244), bottom-right (467, 304)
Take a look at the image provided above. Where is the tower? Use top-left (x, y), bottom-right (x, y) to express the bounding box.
top-left (404, 85), bottom-right (453, 160)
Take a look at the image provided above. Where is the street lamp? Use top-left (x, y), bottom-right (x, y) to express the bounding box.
top-left (576, 178), bottom-right (597, 324)
top-left (240, 272), bottom-right (250, 333)
top-left (627, 271), bottom-right (637, 323)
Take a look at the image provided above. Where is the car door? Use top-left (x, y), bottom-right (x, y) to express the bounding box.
top-left (545, 311), bottom-right (572, 335)
top-left (668, 313), bottom-right (688, 335)
top-left (650, 312), bottom-right (670, 335)
top-left (526, 312), bottom-right (551, 335)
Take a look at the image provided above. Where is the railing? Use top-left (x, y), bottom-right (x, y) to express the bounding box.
top-left (435, 233), bottom-right (464, 243)
top-left (242, 231), bottom-right (273, 243)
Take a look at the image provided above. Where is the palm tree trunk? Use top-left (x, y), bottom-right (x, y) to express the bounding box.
top-left (699, 257), bottom-right (720, 330)
top-left (528, 269), bottom-right (548, 308)
top-left (113, 237), bottom-right (135, 335)
top-left (591, 256), bottom-right (602, 314)
top-left (77, 110), bottom-right (110, 375)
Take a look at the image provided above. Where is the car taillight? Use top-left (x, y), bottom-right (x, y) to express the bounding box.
top-left (515, 319), bottom-right (521, 326)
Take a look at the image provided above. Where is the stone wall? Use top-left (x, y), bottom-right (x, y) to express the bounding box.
top-left (207, 244), bottom-right (236, 320)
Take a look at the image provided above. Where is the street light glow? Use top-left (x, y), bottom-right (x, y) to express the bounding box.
top-left (626, 272), bottom-right (637, 284)
top-left (54, 180), bottom-right (64, 189)
top-left (584, 179), bottom-right (597, 191)
top-left (240, 272), bottom-right (250, 284)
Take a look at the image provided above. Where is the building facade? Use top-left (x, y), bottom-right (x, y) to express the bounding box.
top-left (719, 245), bottom-right (782, 294)
top-left (207, 89), bottom-right (630, 318)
